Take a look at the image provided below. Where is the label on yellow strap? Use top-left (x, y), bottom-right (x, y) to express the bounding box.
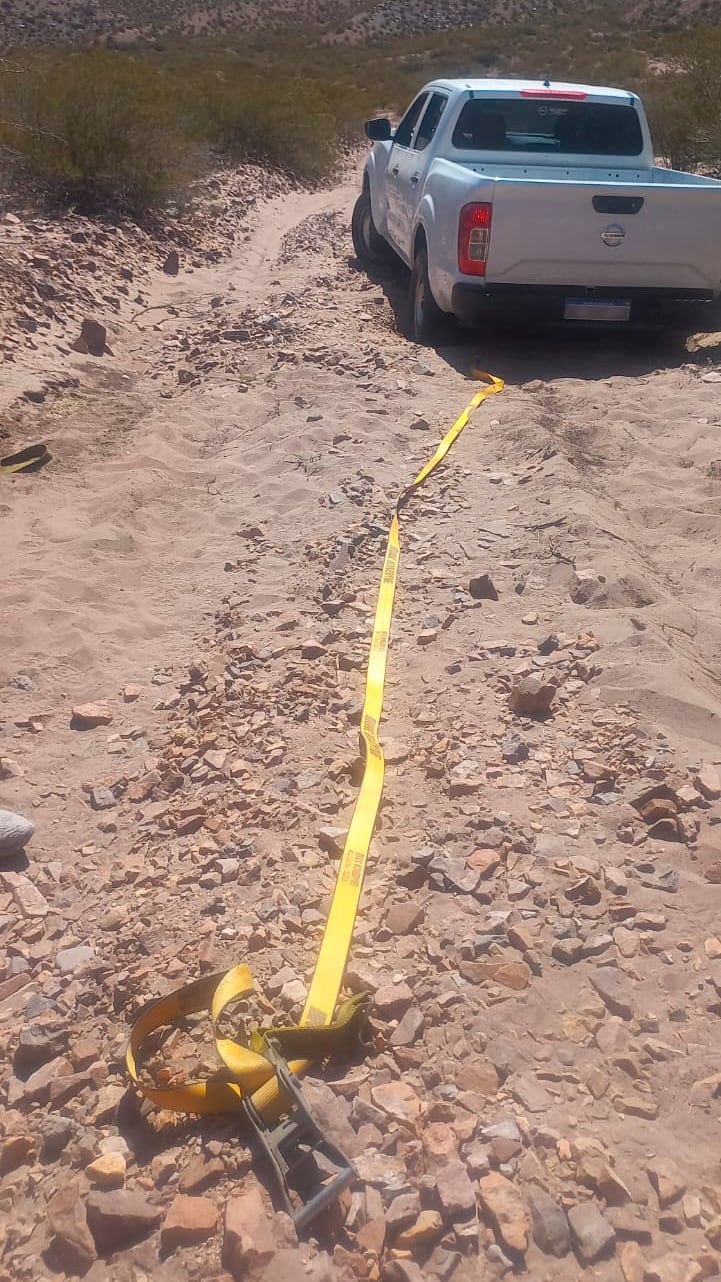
top-left (126, 371), bottom-right (504, 1118)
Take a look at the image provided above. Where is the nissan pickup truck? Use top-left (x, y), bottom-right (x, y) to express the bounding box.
top-left (352, 78), bottom-right (721, 343)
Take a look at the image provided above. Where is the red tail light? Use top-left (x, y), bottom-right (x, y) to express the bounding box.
top-left (458, 202), bottom-right (492, 276)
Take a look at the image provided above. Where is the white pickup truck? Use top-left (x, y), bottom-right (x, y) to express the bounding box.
top-left (352, 78), bottom-right (721, 343)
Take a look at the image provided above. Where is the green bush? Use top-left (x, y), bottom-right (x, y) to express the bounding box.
top-left (0, 50), bottom-right (198, 212)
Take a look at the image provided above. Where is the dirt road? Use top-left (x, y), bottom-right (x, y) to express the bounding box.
top-left (2, 173), bottom-right (721, 1282)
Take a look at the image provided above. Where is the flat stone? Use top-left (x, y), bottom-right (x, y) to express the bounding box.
top-left (435, 1159), bottom-right (476, 1219)
top-left (223, 1185), bottom-right (276, 1280)
top-left (301, 1080), bottom-right (360, 1158)
top-left (615, 1093), bottom-right (659, 1121)
top-left (455, 1060), bottom-right (499, 1097)
top-left (591, 970), bottom-right (635, 1020)
top-left (2, 870), bottom-right (49, 918)
top-left (646, 1160), bottom-right (686, 1209)
top-left (374, 981), bottom-right (414, 1018)
top-left (478, 1172), bottom-right (530, 1254)
top-left (643, 1255), bottom-right (705, 1282)
top-left (0, 809), bottom-right (34, 859)
top-left (568, 1201), bottom-right (616, 1263)
top-left (178, 1153), bottom-right (225, 1194)
top-left (620, 1241), bottom-right (646, 1282)
top-left (386, 1192), bottom-right (422, 1236)
top-left (56, 945), bottom-right (96, 975)
top-left (527, 1187), bottom-right (570, 1257)
top-left (71, 702), bottom-right (114, 729)
top-left (385, 900), bottom-right (425, 935)
top-left (161, 1194), bottom-right (218, 1252)
top-left (86, 1190), bottom-right (162, 1252)
top-left (47, 1181), bottom-right (97, 1274)
top-left (371, 1081), bottom-right (422, 1126)
top-left (696, 765), bottom-right (721, 801)
top-left (390, 1006), bottom-right (424, 1047)
top-left (467, 848), bottom-right (501, 878)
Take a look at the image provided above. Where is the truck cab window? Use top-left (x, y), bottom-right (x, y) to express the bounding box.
top-left (394, 93), bottom-right (429, 149)
top-left (415, 93), bottom-right (449, 152)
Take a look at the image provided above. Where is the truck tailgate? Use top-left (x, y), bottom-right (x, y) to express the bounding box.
top-left (485, 179), bottom-right (721, 293)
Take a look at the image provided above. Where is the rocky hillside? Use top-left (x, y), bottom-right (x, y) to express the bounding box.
top-left (1, 0), bottom-right (719, 47)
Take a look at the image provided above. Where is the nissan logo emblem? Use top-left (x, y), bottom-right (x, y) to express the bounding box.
top-left (601, 224), bottom-right (625, 248)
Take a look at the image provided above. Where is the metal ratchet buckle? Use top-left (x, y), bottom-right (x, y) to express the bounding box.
top-left (241, 1043), bottom-right (356, 1232)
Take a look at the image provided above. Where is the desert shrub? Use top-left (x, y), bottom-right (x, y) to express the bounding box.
top-left (0, 50), bottom-right (198, 211)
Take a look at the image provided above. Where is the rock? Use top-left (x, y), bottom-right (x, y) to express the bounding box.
top-left (460, 958), bottom-right (531, 990)
top-left (371, 1081), bottom-right (423, 1126)
top-left (527, 1187), bottom-right (570, 1257)
top-left (0, 1133), bottom-right (35, 1174)
top-left (396, 1210), bottom-right (444, 1250)
top-left (502, 732), bottom-right (529, 763)
top-left (161, 1195), bottom-right (218, 1252)
top-left (385, 900), bottom-right (425, 935)
top-left (455, 1060), bottom-right (499, 1097)
top-left (374, 981), bottom-right (414, 1018)
top-left (86, 1152), bottom-right (126, 1189)
top-left (696, 765), bottom-right (721, 801)
top-left (590, 970), bottom-right (634, 1020)
top-left (56, 945), bottom-right (96, 975)
top-left (568, 1201), bottom-right (616, 1263)
top-left (3, 870), bottom-right (49, 917)
top-left (71, 702), bottom-right (113, 730)
top-left (390, 1006), bottom-right (424, 1047)
top-left (615, 1093), bottom-right (659, 1121)
top-left (469, 574), bottom-right (499, 601)
top-left (47, 1181), bottom-right (97, 1275)
top-left (74, 317), bottom-right (106, 356)
top-left (508, 676), bottom-right (555, 718)
top-left (0, 809), bottom-right (34, 858)
top-left (86, 1190), bottom-right (162, 1252)
top-left (90, 787), bottom-right (116, 811)
top-left (478, 1172), bottom-right (530, 1255)
top-left (467, 847), bottom-right (501, 878)
top-left (163, 250), bottom-right (180, 276)
top-left (301, 1080), bottom-right (360, 1158)
top-left (638, 798), bottom-right (677, 824)
top-left (435, 1160), bottom-right (476, 1219)
top-left (386, 1192), bottom-right (421, 1236)
top-left (571, 570), bottom-right (601, 604)
top-left (178, 1153), bottom-right (225, 1194)
top-left (620, 1241), bottom-right (647, 1282)
top-left (223, 1185), bottom-right (275, 1280)
top-left (644, 1256), bottom-right (705, 1282)
top-left (646, 1160), bottom-right (685, 1209)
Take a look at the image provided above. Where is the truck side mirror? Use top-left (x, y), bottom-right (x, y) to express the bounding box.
top-left (365, 118), bottom-right (393, 142)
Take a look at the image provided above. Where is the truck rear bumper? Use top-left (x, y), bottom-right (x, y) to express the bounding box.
top-left (451, 282), bottom-right (720, 331)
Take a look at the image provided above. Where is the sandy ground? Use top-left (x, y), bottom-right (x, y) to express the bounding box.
top-left (2, 172), bottom-right (721, 1282)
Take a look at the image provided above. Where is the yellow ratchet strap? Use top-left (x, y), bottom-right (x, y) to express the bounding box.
top-left (126, 370), bottom-right (505, 1125)
top-left (0, 444), bottom-right (51, 474)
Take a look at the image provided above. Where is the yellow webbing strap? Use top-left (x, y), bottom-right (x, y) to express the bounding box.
top-left (126, 370), bottom-right (504, 1123)
top-left (0, 444), bottom-right (51, 474)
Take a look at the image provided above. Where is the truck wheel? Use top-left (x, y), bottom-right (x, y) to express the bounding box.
top-left (352, 190), bottom-right (394, 264)
top-left (408, 247), bottom-right (446, 345)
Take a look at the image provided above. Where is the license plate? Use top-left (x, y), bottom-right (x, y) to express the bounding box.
top-left (564, 298), bottom-right (631, 322)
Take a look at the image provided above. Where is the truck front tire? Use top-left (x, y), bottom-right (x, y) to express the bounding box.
top-left (352, 190), bottom-right (394, 265)
top-left (408, 247), bottom-right (447, 346)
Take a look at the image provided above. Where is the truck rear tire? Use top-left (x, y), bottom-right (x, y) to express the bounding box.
top-left (352, 190), bottom-right (394, 265)
top-left (408, 247), bottom-right (447, 346)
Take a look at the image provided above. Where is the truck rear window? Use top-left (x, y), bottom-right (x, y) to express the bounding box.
top-left (452, 99), bottom-right (643, 156)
